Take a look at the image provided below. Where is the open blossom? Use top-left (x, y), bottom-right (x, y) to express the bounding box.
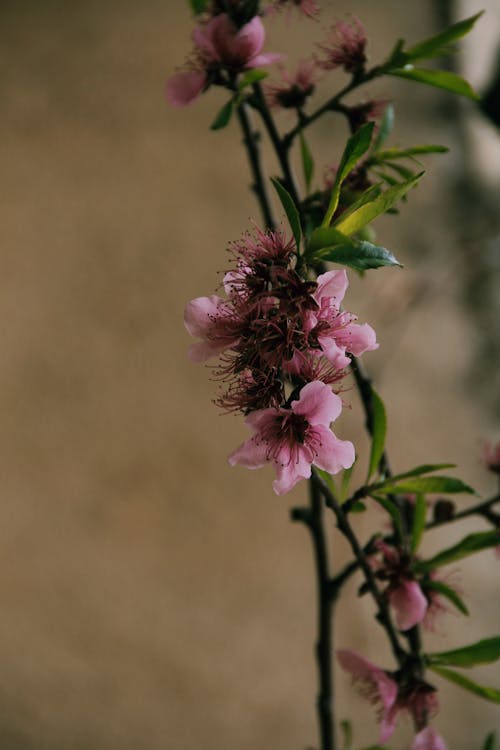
top-left (265, 59), bottom-right (320, 108)
top-left (317, 18), bottom-right (367, 73)
top-left (305, 269), bottom-right (378, 369)
top-left (166, 14), bottom-right (282, 107)
top-left (337, 649), bottom-right (439, 743)
top-left (228, 380), bottom-right (355, 494)
top-left (372, 541), bottom-right (427, 631)
top-left (411, 726), bottom-right (448, 750)
top-left (184, 295), bottom-right (240, 362)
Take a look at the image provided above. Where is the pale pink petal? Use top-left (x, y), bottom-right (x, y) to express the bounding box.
top-left (165, 70), bottom-right (207, 107)
top-left (233, 16), bottom-right (265, 60)
top-left (343, 322), bottom-right (379, 356)
top-left (317, 335), bottom-right (351, 369)
top-left (292, 380), bottom-right (343, 426)
top-left (315, 269), bottom-right (348, 304)
top-left (379, 707), bottom-right (398, 744)
top-left (184, 295), bottom-right (225, 337)
top-left (314, 426), bottom-right (355, 474)
top-left (337, 649), bottom-right (398, 712)
top-left (389, 580), bottom-right (428, 631)
top-left (244, 408), bottom-right (280, 431)
top-left (248, 52), bottom-right (285, 67)
top-left (273, 447), bottom-right (312, 495)
top-left (187, 339), bottom-right (227, 363)
top-left (228, 436), bottom-right (269, 469)
top-left (411, 727), bottom-right (448, 750)
top-left (192, 17), bottom-right (219, 60)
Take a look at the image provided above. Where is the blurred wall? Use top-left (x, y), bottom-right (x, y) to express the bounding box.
top-left (0, 2), bottom-right (498, 749)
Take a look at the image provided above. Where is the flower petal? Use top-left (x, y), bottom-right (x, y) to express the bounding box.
top-left (411, 727), bottom-right (448, 750)
top-left (314, 426), bottom-right (355, 475)
top-left (165, 70), bottom-right (207, 108)
top-left (292, 381), bottom-right (342, 426)
top-left (389, 580), bottom-right (428, 631)
top-left (343, 322), bottom-right (378, 356)
top-left (228, 436), bottom-right (269, 469)
top-left (337, 649), bottom-right (398, 713)
top-left (272, 447), bottom-right (311, 495)
top-left (317, 335), bottom-right (351, 370)
top-left (184, 295), bottom-right (225, 337)
top-left (315, 269), bottom-right (348, 304)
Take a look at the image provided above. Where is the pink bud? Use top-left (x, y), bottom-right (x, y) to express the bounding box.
top-left (389, 580), bottom-right (428, 631)
top-left (411, 726), bottom-right (448, 750)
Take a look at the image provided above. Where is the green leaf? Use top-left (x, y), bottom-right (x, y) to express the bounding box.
top-left (189, 0), bottom-right (208, 13)
top-left (373, 145), bottom-right (448, 161)
top-left (410, 493), bottom-right (426, 553)
top-left (383, 161), bottom-right (416, 180)
top-left (376, 475), bottom-right (475, 496)
top-left (403, 12), bottom-right (483, 63)
top-left (307, 227), bottom-right (353, 255)
top-left (299, 131), bottom-right (314, 193)
top-left (371, 495), bottom-right (404, 539)
top-left (425, 580), bottom-right (469, 616)
top-left (388, 463), bottom-right (456, 482)
top-left (483, 732), bottom-right (496, 750)
top-left (340, 719), bottom-right (353, 750)
top-left (334, 173), bottom-right (423, 235)
top-left (313, 240), bottom-right (401, 271)
top-left (316, 468), bottom-right (337, 498)
top-left (388, 67), bottom-right (480, 101)
top-left (350, 502), bottom-right (367, 514)
top-left (322, 122), bottom-right (375, 226)
top-left (366, 389), bottom-right (386, 481)
top-left (418, 530), bottom-right (500, 571)
top-left (238, 69), bottom-right (269, 90)
top-left (429, 665), bottom-right (500, 704)
top-left (210, 99), bottom-right (234, 130)
top-left (270, 177), bottom-right (302, 252)
top-left (371, 104), bottom-right (394, 151)
top-left (334, 184), bottom-right (383, 232)
top-left (340, 462), bottom-right (356, 503)
top-left (427, 638), bottom-right (500, 668)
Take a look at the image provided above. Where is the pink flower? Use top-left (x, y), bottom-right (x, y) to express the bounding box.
top-left (228, 380), bottom-right (355, 495)
top-left (337, 649), bottom-right (439, 743)
top-left (317, 18), bottom-right (367, 73)
top-left (184, 295), bottom-right (240, 362)
top-left (166, 14), bottom-right (282, 108)
top-left (389, 579), bottom-right (428, 631)
top-left (265, 58), bottom-right (320, 108)
top-left (482, 439), bottom-right (500, 475)
top-left (305, 269), bottom-right (378, 369)
top-left (411, 727), bottom-right (448, 750)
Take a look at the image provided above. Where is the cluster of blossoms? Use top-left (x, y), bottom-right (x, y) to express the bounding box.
top-left (185, 226), bottom-right (378, 494)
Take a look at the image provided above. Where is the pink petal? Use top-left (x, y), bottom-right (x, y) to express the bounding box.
top-left (317, 335), bottom-right (351, 369)
top-left (292, 381), bottom-right (342, 426)
top-left (192, 18), bottom-right (219, 60)
top-left (379, 707), bottom-right (399, 744)
top-left (247, 52), bottom-right (285, 68)
top-left (337, 649), bottom-right (398, 712)
top-left (411, 727), bottom-right (448, 750)
top-left (315, 269), bottom-right (348, 304)
top-left (389, 580), bottom-right (428, 631)
top-left (187, 340), bottom-right (225, 363)
top-left (343, 322), bottom-right (379, 356)
top-left (245, 408), bottom-right (280, 431)
top-left (165, 70), bottom-right (207, 107)
top-left (184, 295), bottom-right (225, 337)
top-left (228, 435), bottom-right (269, 469)
top-left (233, 16), bottom-right (265, 61)
top-left (314, 426), bottom-right (355, 475)
top-left (272, 447), bottom-right (312, 495)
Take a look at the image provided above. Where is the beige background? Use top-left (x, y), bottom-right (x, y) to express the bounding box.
top-left (0, 1), bottom-right (499, 748)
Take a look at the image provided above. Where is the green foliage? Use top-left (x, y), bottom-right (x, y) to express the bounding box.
top-left (402, 12), bottom-right (483, 63)
top-left (210, 100), bottom-right (234, 130)
top-left (333, 173), bottom-right (423, 235)
top-left (376, 475), bottom-right (475, 496)
top-left (299, 132), bottom-right (314, 193)
top-left (387, 463), bottom-right (456, 482)
top-left (429, 665), bottom-right (500, 704)
top-left (340, 718), bottom-right (353, 750)
top-left (427, 638), bottom-right (500, 668)
top-left (418, 530), bottom-right (500, 571)
top-left (372, 145), bottom-right (449, 161)
top-left (410, 494), bottom-right (426, 553)
top-left (189, 0), bottom-right (208, 14)
top-left (371, 104), bottom-right (394, 151)
top-left (425, 580), bottom-right (469, 615)
top-left (340, 462), bottom-right (356, 503)
top-left (307, 226), bottom-right (353, 254)
top-left (237, 69), bottom-right (269, 89)
top-left (322, 123), bottom-right (375, 227)
top-left (270, 178), bottom-right (302, 251)
top-left (366, 389), bottom-right (386, 481)
top-left (388, 67), bottom-right (479, 100)
top-left (312, 240), bottom-right (401, 272)
top-left (371, 495), bottom-right (404, 539)
top-left (483, 732), bottom-right (496, 750)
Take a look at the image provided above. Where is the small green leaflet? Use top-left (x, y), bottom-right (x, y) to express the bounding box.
top-left (316, 468), bottom-right (337, 499)
top-left (210, 99), bottom-right (234, 130)
top-left (189, 0), bottom-right (208, 14)
top-left (410, 494), bottom-right (426, 553)
top-left (386, 463), bottom-right (456, 482)
top-left (417, 529), bottom-right (500, 571)
top-left (371, 103), bottom-right (394, 152)
top-left (334, 183), bottom-right (383, 226)
top-left (299, 131), bottom-right (314, 193)
top-left (403, 12), bottom-right (483, 63)
top-left (307, 226), bottom-right (353, 255)
top-left (429, 665), bottom-right (500, 704)
top-left (366, 388), bottom-right (386, 481)
top-left (371, 494), bottom-right (404, 539)
top-left (238, 69), bottom-right (269, 90)
top-left (375, 475), bottom-right (475, 496)
top-left (483, 732), bottom-right (496, 750)
top-left (313, 240), bottom-right (401, 272)
top-left (270, 178), bottom-right (302, 252)
top-left (373, 145), bottom-right (448, 161)
top-left (388, 68), bottom-right (479, 100)
top-left (322, 122), bottom-right (374, 227)
top-left (425, 580), bottom-right (469, 616)
top-left (427, 638), bottom-right (500, 668)
top-left (340, 719), bottom-right (353, 750)
top-left (340, 462), bottom-right (355, 503)
top-left (333, 173), bottom-right (423, 236)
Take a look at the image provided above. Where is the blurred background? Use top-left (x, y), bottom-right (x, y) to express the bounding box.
top-left (0, 1), bottom-right (499, 748)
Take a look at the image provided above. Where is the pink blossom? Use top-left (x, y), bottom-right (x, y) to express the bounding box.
top-left (482, 439), bottom-right (500, 475)
top-left (317, 18), bottom-right (367, 73)
top-left (166, 14), bottom-right (282, 108)
top-left (265, 59), bottom-right (320, 108)
top-left (338, 649), bottom-right (439, 743)
top-left (411, 727), bottom-right (448, 750)
top-left (228, 380), bottom-right (355, 495)
top-left (184, 295), bottom-right (240, 362)
top-left (306, 269), bottom-right (378, 369)
top-left (389, 579), bottom-right (428, 631)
